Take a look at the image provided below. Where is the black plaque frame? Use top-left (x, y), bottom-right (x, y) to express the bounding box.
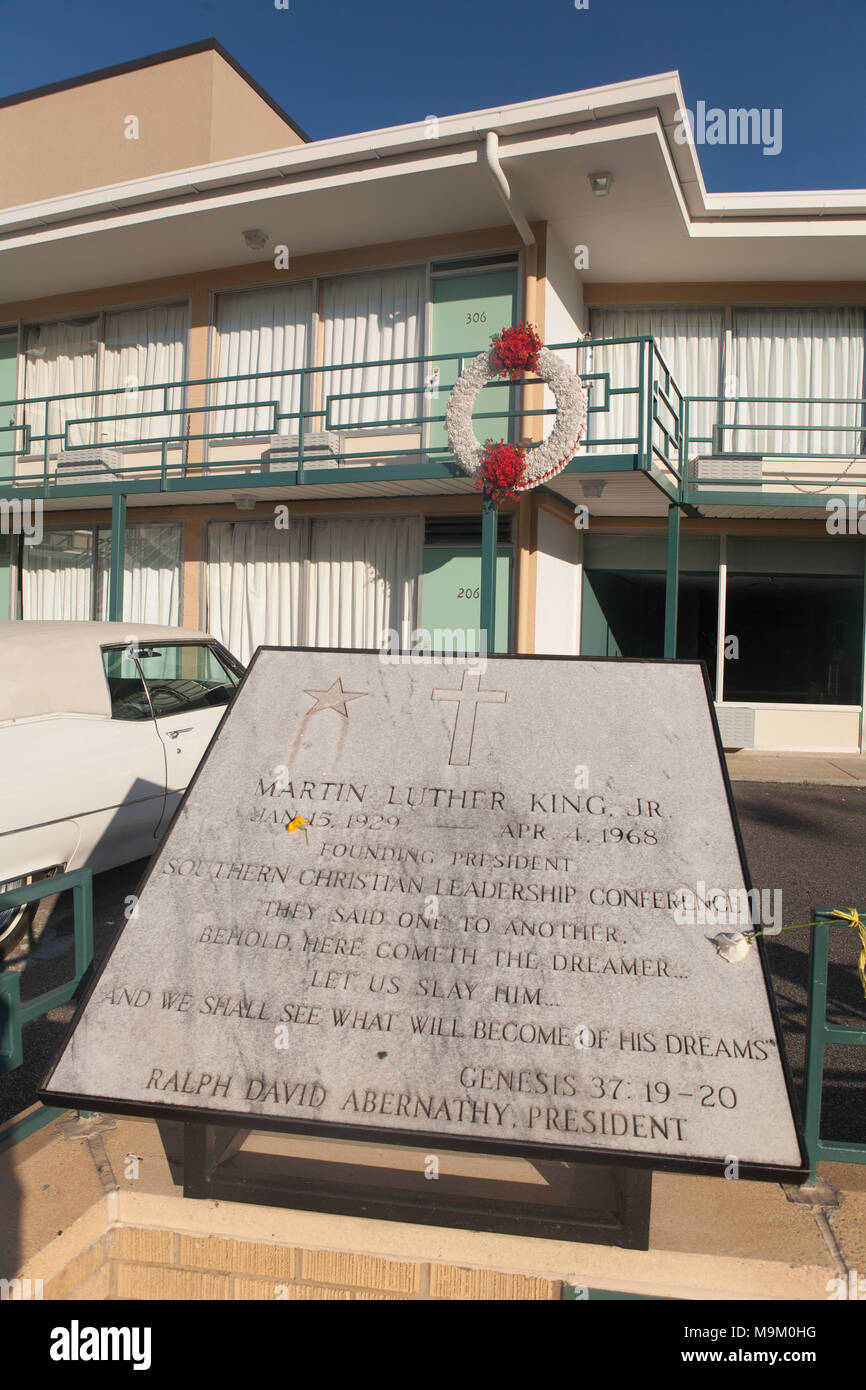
top-left (40, 649), bottom-right (811, 1203)
top-left (181, 1120), bottom-right (653, 1248)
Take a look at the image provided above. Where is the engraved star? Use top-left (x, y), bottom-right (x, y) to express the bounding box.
top-left (303, 677), bottom-right (368, 718)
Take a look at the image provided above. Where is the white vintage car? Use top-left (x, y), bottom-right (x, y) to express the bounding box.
top-left (0, 621), bottom-right (244, 956)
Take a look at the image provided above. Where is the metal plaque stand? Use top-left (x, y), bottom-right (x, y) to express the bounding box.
top-left (182, 1122), bottom-right (652, 1249)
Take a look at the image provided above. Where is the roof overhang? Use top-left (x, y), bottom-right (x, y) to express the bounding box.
top-left (1, 72), bottom-right (865, 304)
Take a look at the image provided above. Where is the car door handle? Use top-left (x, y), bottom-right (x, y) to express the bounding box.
top-left (165, 727), bottom-right (193, 739)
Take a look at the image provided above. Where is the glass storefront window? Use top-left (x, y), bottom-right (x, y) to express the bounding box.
top-left (580, 534), bottom-right (720, 694)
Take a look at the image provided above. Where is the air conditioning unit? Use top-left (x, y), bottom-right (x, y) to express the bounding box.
top-left (55, 448), bottom-right (123, 483)
top-left (693, 457), bottom-right (763, 483)
top-left (714, 705), bottom-right (756, 750)
top-left (263, 431), bottom-right (343, 471)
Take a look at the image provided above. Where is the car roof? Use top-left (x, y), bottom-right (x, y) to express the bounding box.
top-left (0, 621), bottom-right (218, 721)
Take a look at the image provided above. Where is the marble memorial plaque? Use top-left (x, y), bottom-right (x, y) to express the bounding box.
top-left (42, 651), bottom-right (806, 1177)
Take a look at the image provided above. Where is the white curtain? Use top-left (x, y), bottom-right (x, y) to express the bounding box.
top-left (96, 524), bottom-right (183, 625)
top-left (23, 524), bottom-right (182, 623)
top-left (101, 305), bottom-right (187, 443)
top-left (22, 528), bottom-right (95, 619)
top-left (308, 515), bottom-right (423, 648)
top-left (214, 284), bottom-right (313, 438)
top-left (588, 308), bottom-right (724, 454)
top-left (206, 520), bottom-right (310, 664)
top-left (320, 269), bottom-right (425, 427)
top-left (731, 309), bottom-right (865, 456)
top-left (205, 515), bottom-right (423, 659)
top-left (23, 319), bottom-right (98, 453)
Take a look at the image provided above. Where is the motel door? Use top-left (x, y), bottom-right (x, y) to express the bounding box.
top-left (428, 264), bottom-right (518, 459)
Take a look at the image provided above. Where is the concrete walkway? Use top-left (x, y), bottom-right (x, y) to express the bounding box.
top-left (727, 751), bottom-right (866, 787)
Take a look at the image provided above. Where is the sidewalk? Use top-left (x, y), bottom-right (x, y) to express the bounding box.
top-left (726, 751), bottom-right (866, 787)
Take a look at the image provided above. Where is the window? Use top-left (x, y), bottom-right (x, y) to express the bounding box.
top-left (213, 282), bottom-right (313, 437)
top-left (580, 535), bottom-right (720, 693)
top-left (319, 268), bottom-right (425, 427)
top-left (588, 308), bottom-right (724, 451)
top-left (589, 305), bottom-right (866, 458)
top-left (135, 643), bottom-right (241, 716)
top-left (212, 268), bottom-right (426, 444)
top-left (102, 647), bottom-right (152, 721)
top-left (205, 515), bottom-right (424, 663)
top-left (723, 538), bottom-right (863, 704)
top-left (22, 305), bottom-right (187, 456)
top-left (22, 523), bottom-right (183, 624)
top-left (102, 643), bottom-right (241, 721)
top-left (729, 309), bottom-right (865, 456)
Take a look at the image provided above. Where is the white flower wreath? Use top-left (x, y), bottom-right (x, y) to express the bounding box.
top-left (445, 345), bottom-right (588, 490)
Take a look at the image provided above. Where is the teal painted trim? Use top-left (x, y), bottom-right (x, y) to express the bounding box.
top-left (108, 493), bottom-right (126, 621)
top-left (0, 970), bottom-right (23, 1071)
top-left (1, 478), bottom-right (163, 503)
top-left (166, 461), bottom-right (462, 491)
top-left (480, 496), bottom-right (498, 652)
top-left (663, 505), bottom-right (680, 659)
top-left (0, 1105), bottom-right (67, 1153)
top-left (0, 868), bottom-right (94, 1149)
top-left (804, 908), bottom-right (866, 1184)
top-left (644, 468), bottom-right (681, 505)
top-left (561, 455), bottom-right (641, 475)
top-left (684, 489), bottom-right (837, 509)
top-left (0, 334), bottom-right (686, 501)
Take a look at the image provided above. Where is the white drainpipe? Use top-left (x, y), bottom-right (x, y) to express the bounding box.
top-left (479, 130), bottom-right (537, 325)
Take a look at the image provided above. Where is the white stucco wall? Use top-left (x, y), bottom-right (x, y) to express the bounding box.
top-left (534, 507), bottom-right (581, 655)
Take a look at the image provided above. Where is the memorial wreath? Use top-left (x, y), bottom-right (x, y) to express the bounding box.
top-left (445, 322), bottom-right (588, 497)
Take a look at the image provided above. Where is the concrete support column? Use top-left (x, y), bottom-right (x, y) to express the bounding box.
top-left (480, 494), bottom-right (498, 653)
top-left (107, 492), bottom-right (126, 622)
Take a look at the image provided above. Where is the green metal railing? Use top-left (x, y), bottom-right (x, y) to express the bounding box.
top-left (0, 868), bottom-right (94, 1149)
top-left (681, 393), bottom-right (866, 504)
top-left (0, 335), bottom-right (685, 499)
top-left (803, 908), bottom-right (866, 1185)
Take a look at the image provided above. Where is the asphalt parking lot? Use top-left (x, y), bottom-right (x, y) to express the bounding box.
top-left (2, 782), bottom-right (865, 1140)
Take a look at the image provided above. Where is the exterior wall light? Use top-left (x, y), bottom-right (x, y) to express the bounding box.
top-left (243, 229), bottom-right (269, 251)
top-left (588, 173), bottom-right (613, 196)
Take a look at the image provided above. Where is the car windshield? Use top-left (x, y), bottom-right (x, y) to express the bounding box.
top-left (103, 643), bottom-right (241, 719)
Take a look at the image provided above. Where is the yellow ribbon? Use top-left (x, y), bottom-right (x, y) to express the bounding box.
top-left (748, 908), bottom-right (866, 999)
top-left (830, 909), bottom-right (866, 1000)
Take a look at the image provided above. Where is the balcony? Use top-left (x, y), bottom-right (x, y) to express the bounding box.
top-left (0, 337), bottom-right (683, 508)
top-left (2, 336), bottom-right (864, 514)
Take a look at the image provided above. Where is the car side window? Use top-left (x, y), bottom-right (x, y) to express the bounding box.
top-left (133, 644), bottom-right (240, 718)
top-left (102, 649), bottom-right (153, 722)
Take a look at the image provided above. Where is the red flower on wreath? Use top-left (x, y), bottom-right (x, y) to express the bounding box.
top-left (476, 439), bottom-right (527, 501)
top-left (489, 322), bottom-right (543, 380)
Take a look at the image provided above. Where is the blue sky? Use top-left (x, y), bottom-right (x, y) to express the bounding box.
top-left (1, 0), bottom-right (863, 192)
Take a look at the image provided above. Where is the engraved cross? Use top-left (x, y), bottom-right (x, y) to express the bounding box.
top-left (432, 672), bottom-right (507, 766)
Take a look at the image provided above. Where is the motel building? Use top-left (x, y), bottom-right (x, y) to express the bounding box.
top-left (2, 39), bottom-right (866, 756)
